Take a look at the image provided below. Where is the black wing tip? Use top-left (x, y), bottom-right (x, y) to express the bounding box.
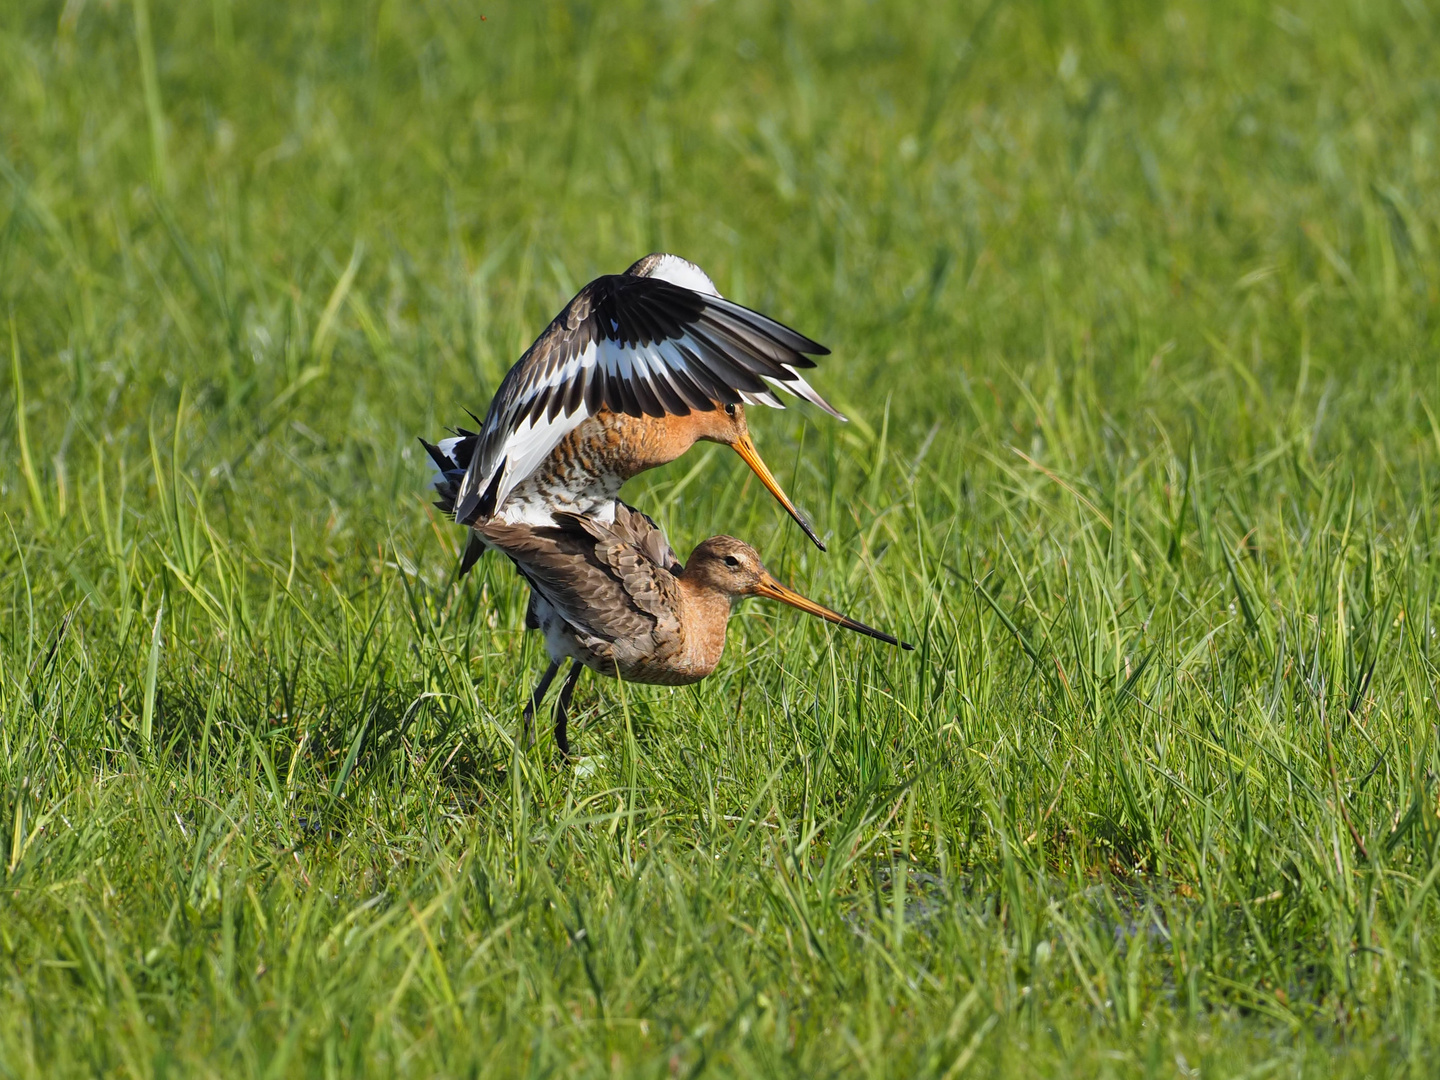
top-left (780, 329), bottom-right (829, 358)
top-left (700, 293), bottom-right (831, 358)
top-left (900, 640), bottom-right (915, 651)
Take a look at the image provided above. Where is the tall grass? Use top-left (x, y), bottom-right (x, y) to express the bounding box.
top-left (2, 0), bottom-right (1439, 1075)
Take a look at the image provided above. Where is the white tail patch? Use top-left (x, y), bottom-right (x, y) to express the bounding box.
top-left (436, 436), bottom-right (465, 467)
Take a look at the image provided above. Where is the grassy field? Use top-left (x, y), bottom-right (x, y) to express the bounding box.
top-left (2, 0), bottom-right (1439, 1075)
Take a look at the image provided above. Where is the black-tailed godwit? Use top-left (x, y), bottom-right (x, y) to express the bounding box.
top-left (423, 253), bottom-right (843, 572)
top-left (475, 502), bottom-right (910, 754)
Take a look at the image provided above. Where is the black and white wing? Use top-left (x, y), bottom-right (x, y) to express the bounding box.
top-left (451, 264), bottom-right (840, 525)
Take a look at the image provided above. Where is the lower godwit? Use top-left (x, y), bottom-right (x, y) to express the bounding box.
top-left (423, 253), bottom-right (842, 571)
top-left (476, 502), bottom-right (910, 755)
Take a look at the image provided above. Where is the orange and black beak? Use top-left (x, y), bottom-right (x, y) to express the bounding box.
top-left (731, 433), bottom-right (826, 551)
top-left (752, 573), bottom-right (912, 649)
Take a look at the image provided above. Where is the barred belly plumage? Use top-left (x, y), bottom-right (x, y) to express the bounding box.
top-left (494, 411), bottom-right (688, 526)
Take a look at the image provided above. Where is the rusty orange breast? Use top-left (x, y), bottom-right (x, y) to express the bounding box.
top-left (562, 409), bottom-right (714, 481)
top-left (510, 407), bottom-right (724, 520)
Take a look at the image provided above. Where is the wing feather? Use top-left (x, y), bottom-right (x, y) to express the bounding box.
top-left (452, 269), bottom-right (841, 524)
top-left (477, 512), bottom-right (681, 646)
top-left (658, 345), bottom-right (713, 411)
top-left (647, 363), bottom-right (691, 415)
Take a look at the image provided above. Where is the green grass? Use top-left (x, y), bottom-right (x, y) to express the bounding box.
top-left (2, 0), bottom-right (1440, 1075)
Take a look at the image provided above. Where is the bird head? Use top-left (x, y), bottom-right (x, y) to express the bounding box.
top-left (684, 537), bottom-right (910, 649)
top-left (690, 404), bottom-right (826, 551)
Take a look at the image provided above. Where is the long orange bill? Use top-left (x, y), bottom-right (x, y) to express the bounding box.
top-left (731, 433), bottom-right (826, 551)
top-left (753, 574), bottom-right (913, 650)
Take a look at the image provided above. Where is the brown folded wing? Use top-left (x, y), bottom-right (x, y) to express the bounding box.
top-left (475, 502), bottom-right (683, 652)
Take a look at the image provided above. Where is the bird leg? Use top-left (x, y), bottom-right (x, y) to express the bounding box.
top-left (552, 661), bottom-right (583, 758)
top-left (522, 659), bottom-right (561, 746)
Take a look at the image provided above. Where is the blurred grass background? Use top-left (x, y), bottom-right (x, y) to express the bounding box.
top-left (2, 0), bottom-right (1439, 1076)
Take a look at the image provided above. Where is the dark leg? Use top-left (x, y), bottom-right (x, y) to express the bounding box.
top-left (552, 661), bottom-right (583, 758)
top-left (522, 659), bottom-right (561, 746)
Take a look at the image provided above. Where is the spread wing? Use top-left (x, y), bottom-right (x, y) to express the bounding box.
top-left (452, 272), bottom-right (838, 524)
top-left (476, 506), bottom-right (683, 646)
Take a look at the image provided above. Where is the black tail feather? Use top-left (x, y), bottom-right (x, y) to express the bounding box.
top-left (421, 429), bottom-right (482, 519)
top-left (420, 426), bottom-right (492, 576)
top-left (459, 533), bottom-right (487, 578)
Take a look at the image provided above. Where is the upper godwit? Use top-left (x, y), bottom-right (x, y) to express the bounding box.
top-left (476, 502), bottom-right (910, 755)
top-left (422, 253), bottom-right (843, 571)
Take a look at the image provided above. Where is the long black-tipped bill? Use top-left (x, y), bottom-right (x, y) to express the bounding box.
top-left (731, 433), bottom-right (826, 551)
top-left (754, 575), bottom-right (913, 650)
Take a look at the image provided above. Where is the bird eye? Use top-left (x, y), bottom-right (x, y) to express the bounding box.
top-left (723, 555), bottom-right (741, 569)
top-left (724, 403), bottom-right (737, 417)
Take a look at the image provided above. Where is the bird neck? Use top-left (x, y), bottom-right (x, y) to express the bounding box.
top-left (589, 410), bottom-right (711, 480)
top-left (674, 577), bottom-right (735, 679)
